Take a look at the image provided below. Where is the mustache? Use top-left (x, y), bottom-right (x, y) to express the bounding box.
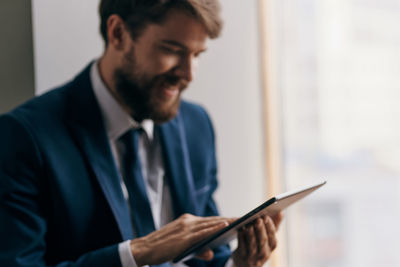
top-left (159, 74), bottom-right (189, 90)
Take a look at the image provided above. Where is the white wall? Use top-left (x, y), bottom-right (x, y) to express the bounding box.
top-left (32, 0), bottom-right (103, 92)
top-left (185, 0), bottom-right (266, 216)
top-left (32, 0), bottom-right (266, 217)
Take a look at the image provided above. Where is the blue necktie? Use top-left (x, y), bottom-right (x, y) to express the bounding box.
top-left (120, 128), bottom-right (156, 237)
top-left (120, 129), bottom-right (170, 267)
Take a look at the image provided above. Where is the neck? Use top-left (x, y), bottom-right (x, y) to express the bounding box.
top-left (98, 53), bottom-right (135, 118)
top-left (98, 53), bottom-right (115, 94)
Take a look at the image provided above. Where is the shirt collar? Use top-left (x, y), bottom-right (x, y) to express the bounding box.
top-left (90, 61), bottom-right (154, 141)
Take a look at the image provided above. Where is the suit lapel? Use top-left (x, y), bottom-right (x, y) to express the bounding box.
top-left (65, 65), bottom-right (133, 240)
top-left (158, 115), bottom-right (199, 217)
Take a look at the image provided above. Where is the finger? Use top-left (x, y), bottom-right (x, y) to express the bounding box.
top-left (190, 221), bottom-right (229, 244)
top-left (191, 219), bottom-right (229, 233)
top-left (265, 216), bottom-right (278, 251)
top-left (196, 215), bottom-right (235, 223)
top-left (271, 212), bottom-right (283, 230)
top-left (177, 214), bottom-right (233, 225)
top-left (171, 214), bottom-right (229, 236)
top-left (244, 225), bottom-right (257, 259)
top-left (154, 216), bottom-right (229, 246)
top-left (195, 249), bottom-right (214, 261)
top-left (236, 228), bottom-right (248, 258)
top-left (226, 217), bottom-right (238, 224)
top-left (254, 217), bottom-right (269, 256)
top-left (188, 216), bottom-right (233, 229)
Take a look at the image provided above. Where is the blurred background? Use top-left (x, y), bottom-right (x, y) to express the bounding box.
top-left (264, 0), bottom-right (400, 266)
top-left (1, 0), bottom-right (400, 266)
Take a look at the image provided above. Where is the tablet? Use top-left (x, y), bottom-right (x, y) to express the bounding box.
top-left (173, 181), bottom-right (326, 263)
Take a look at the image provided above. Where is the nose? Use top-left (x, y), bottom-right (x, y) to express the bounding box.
top-left (175, 56), bottom-right (196, 82)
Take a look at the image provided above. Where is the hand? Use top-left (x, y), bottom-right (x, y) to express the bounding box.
top-left (232, 212), bottom-right (283, 267)
top-left (130, 213), bottom-right (231, 266)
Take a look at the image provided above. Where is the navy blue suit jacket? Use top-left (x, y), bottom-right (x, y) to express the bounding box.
top-left (0, 64), bottom-right (231, 266)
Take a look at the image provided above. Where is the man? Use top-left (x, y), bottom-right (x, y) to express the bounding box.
top-left (0, 0), bottom-right (282, 266)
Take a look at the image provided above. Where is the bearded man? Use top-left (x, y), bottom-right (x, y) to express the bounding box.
top-left (0, 1), bottom-right (281, 266)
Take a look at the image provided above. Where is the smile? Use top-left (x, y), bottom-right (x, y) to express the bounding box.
top-left (162, 85), bottom-right (180, 98)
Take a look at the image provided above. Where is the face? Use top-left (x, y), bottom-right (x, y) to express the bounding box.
top-left (114, 9), bottom-right (209, 123)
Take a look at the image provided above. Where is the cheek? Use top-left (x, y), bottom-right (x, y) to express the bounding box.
top-left (150, 52), bottom-right (180, 75)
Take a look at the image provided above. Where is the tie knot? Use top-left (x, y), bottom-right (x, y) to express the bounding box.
top-left (119, 128), bottom-right (143, 147)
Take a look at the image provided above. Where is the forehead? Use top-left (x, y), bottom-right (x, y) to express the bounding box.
top-left (135, 9), bottom-right (209, 51)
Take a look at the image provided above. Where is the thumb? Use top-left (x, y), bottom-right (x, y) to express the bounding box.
top-left (195, 249), bottom-right (214, 261)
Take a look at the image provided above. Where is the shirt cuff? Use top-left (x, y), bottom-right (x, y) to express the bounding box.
top-left (119, 239), bottom-right (232, 267)
top-left (118, 240), bottom-right (138, 267)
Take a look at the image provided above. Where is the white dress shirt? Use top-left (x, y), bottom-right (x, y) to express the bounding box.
top-left (91, 61), bottom-right (178, 267)
top-left (90, 61), bottom-right (234, 267)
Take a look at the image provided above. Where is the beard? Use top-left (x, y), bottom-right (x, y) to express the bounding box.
top-left (114, 48), bottom-right (188, 123)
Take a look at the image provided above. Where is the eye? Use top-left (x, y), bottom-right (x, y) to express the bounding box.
top-left (161, 46), bottom-right (182, 55)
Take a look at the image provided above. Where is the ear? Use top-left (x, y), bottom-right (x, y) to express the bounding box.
top-left (106, 14), bottom-right (130, 50)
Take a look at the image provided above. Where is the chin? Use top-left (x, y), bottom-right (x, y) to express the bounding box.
top-left (151, 101), bottom-right (181, 124)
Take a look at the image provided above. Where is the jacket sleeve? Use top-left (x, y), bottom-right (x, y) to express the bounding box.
top-left (180, 104), bottom-right (232, 267)
top-left (0, 114), bottom-right (122, 267)
top-left (200, 107), bottom-right (231, 267)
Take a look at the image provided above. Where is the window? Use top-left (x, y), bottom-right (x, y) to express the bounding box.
top-left (261, 0), bottom-right (400, 266)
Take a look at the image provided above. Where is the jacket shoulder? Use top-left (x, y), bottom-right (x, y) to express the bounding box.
top-left (179, 100), bottom-right (213, 126)
top-left (4, 63), bottom-right (93, 133)
top-left (178, 100), bottom-right (216, 147)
